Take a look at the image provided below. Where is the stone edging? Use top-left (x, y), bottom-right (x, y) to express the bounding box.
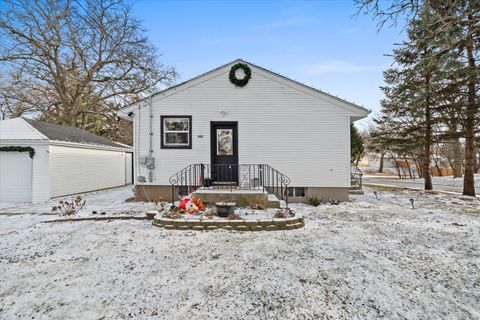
top-left (152, 216), bottom-right (304, 231)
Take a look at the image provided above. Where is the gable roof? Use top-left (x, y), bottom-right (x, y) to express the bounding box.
top-left (20, 118), bottom-right (130, 149)
top-left (118, 59), bottom-right (371, 120)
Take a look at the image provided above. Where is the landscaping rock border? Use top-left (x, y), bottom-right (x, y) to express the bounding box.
top-left (152, 216), bottom-right (304, 231)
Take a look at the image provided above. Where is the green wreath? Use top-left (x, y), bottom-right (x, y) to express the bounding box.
top-left (229, 63), bottom-right (251, 87)
top-left (0, 146), bottom-right (35, 158)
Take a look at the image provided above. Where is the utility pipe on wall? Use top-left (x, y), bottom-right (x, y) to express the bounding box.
top-left (148, 94), bottom-right (153, 183)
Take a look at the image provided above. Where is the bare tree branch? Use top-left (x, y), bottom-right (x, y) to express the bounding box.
top-left (0, 0), bottom-right (176, 143)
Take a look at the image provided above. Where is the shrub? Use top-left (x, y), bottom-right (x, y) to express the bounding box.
top-left (249, 200), bottom-right (266, 210)
top-left (227, 213), bottom-right (242, 220)
top-left (156, 201), bottom-right (167, 212)
top-left (307, 196), bottom-right (321, 207)
top-left (329, 198), bottom-right (340, 205)
top-left (204, 209), bottom-right (218, 218)
top-left (162, 210), bottom-right (183, 219)
top-left (274, 208), bottom-right (296, 218)
top-left (52, 196), bottom-right (86, 215)
top-left (274, 210), bottom-right (286, 218)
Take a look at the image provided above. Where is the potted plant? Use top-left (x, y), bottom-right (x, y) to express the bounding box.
top-left (215, 202), bottom-right (236, 218)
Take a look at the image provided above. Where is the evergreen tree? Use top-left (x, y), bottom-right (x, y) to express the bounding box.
top-left (357, 0), bottom-right (479, 194)
top-left (377, 9), bottom-right (446, 190)
top-left (351, 124), bottom-right (365, 165)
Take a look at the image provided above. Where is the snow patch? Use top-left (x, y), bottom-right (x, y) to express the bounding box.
top-left (0, 187), bottom-right (479, 319)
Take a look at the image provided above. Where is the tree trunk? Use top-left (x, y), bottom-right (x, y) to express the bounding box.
top-left (378, 151), bottom-right (385, 173)
top-left (68, 114), bottom-right (77, 127)
top-left (452, 138), bottom-right (463, 178)
top-left (474, 152), bottom-right (479, 173)
top-left (404, 156), bottom-right (412, 178)
top-left (463, 17), bottom-right (476, 196)
top-left (413, 158), bottom-right (421, 178)
top-left (437, 165), bottom-right (442, 177)
top-left (434, 156), bottom-right (442, 177)
top-left (390, 154), bottom-right (402, 178)
top-left (423, 73), bottom-right (433, 190)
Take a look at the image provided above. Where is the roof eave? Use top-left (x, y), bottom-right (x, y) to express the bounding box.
top-left (117, 108), bottom-right (135, 121)
top-left (48, 140), bottom-right (132, 152)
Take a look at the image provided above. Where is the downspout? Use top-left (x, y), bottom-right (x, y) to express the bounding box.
top-left (148, 95), bottom-right (154, 183)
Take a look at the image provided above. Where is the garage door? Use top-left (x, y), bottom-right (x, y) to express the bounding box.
top-left (0, 152), bottom-right (32, 202)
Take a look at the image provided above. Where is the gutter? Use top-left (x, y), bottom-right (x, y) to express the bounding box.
top-left (48, 140), bottom-right (133, 152)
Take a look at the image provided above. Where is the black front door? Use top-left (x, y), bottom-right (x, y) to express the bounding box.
top-left (211, 122), bottom-right (238, 184)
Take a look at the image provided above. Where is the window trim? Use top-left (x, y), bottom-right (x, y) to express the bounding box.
top-left (295, 187), bottom-right (306, 198)
top-left (161, 115), bottom-right (192, 149)
top-left (288, 187), bottom-right (306, 198)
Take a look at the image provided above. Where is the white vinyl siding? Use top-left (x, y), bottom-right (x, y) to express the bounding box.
top-left (125, 152), bottom-right (133, 184)
top-left (1, 118), bottom-right (133, 203)
top-left (49, 145), bottom-right (128, 197)
top-left (31, 145), bottom-right (50, 202)
top-left (133, 63), bottom-right (356, 188)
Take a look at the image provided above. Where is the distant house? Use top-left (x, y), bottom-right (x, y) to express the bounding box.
top-left (0, 118), bottom-right (133, 203)
top-left (118, 59), bottom-right (369, 204)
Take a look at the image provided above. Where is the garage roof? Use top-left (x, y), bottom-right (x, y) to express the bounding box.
top-left (0, 117), bottom-right (129, 150)
top-left (21, 118), bottom-right (129, 149)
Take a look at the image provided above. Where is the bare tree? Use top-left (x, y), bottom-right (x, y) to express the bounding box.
top-left (354, 0), bottom-right (423, 29)
top-left (0, 0), bottom-right (176, 141)
top-left (0, 72), bottom-right (33, 119)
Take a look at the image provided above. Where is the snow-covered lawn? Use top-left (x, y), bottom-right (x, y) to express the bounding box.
top-left (0, 187), bottom-right (479, 319)
top-left (0, 185), bottom-right (158, 215)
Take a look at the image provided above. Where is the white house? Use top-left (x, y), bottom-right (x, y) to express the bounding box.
top-left (118, 59), bottom-right (369, 204)
top-left (0, 117), bottom-right (133, 203)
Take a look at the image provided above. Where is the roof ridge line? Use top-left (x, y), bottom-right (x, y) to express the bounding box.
top-left (21, 117), bottom-right (49, 140)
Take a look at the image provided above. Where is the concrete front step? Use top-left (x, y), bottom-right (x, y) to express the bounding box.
top-left (267, 194), bottom-right (280, 208)
top-left (191, 189), bottom-right (280, 208)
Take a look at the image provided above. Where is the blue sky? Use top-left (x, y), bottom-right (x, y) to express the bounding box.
top-left (132, 0), bottom-right (406, 129)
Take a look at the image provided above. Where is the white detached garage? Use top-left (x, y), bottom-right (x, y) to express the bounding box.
top-left (0, 117), bottom-right (133, 203)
